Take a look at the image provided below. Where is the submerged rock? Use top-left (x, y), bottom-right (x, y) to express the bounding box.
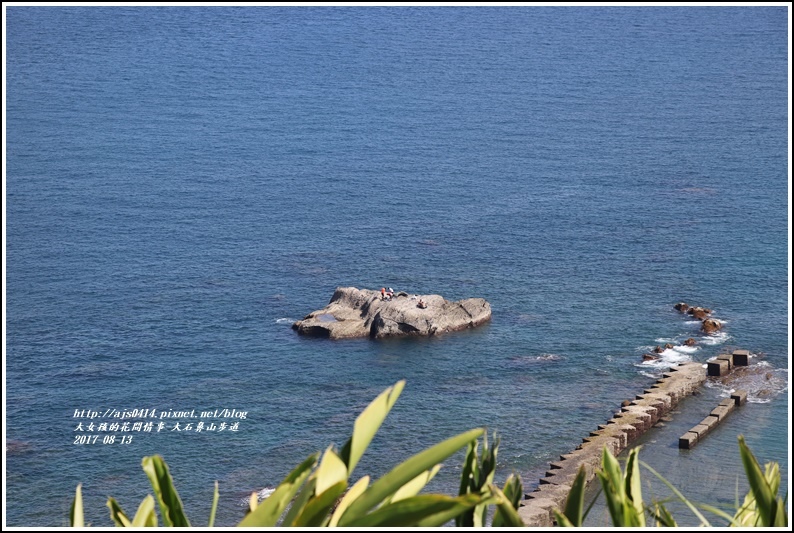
top-left (292, 287), bottom-right (492, 339)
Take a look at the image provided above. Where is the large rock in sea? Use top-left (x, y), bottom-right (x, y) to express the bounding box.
top-left (292, 287), bottom-right (492, 339)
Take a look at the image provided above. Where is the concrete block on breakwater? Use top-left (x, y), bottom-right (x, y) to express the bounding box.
top-left (678, 389), bottom-right (747, 450)
top-left (708, 359), bottom-right (729, 377)
top-left (517, 361), bottom-right (706, 526)
top-left (732, 349), bottom-right (750, 366)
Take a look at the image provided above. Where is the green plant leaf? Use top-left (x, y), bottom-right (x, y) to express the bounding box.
top-left (690, 502), bottom-right (739, 525)
top-left (773, 498), bottom-right (787, 527)
top-left (280, 477), bottom-right (317, 527)
top-left (207, 481), bottom-right (219, 528)
top-left (738, 435), bottom-right (776, 526)
top-left (493, 474), bottom-right (524, 527)
top-left (107, 497), bottom-right (132, 527)
top-left (487, 483), bottom-right (524, 527)
top-left (70, 484), bottom-right (84, 528)
top-left (337, 427), bottom-right (484, 526)
top-left (641, 460), bottom-right (711, 526)
top-left (417, 493), bottom-right (498, 527)
top-left (292, 480), bottom-right (348, 527)
top-left (328, 476), bottom-right (369, 527)
top-left (625, 447), bottom-right (645, 527)
top-left (764, 461), bottom-right (781, 497)
top-left (651, 501), bottom-right (677, 527)
top-left (458, 439), bottom-right (478, 496)
top-left (141, 455), bottom-right (190, 527)
top-left (598, 447), bottom-right (625, 526)
top-left (338, 380), bottom-right (405, 477)
top-left (456, 439), bottom-right (479, 527)
top-left (315, 446), bottom-right (348, 496)
top-left (502, 474), bottom-right (523, 510)
top-left (131, 495), bottom-right (158, 527)
top-left (472, 433), bottom-right (499, 526)
top-left (237, 452), bottom-right (319, 527)
top-left (345, 493), bottom-right (485, 527)
top-left (389, 464), bottom-right (441, 503)
top-left (559, 464), bottom-right (587, 527)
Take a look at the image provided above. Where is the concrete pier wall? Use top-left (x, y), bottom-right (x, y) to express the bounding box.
top-left (517, 360), bottom-right (707, 526)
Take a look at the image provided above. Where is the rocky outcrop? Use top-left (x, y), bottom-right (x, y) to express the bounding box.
top-left (292, 287), bottom-right (491, 339)
top-left (688, 306), bottom-right (711, 320)
top-left (672, 303), bottom-right (721, 336)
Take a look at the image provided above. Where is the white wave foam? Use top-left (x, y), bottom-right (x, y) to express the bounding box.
top-left (684, 320), bottom-right (702, 326)
top-left (654, 337), bottom-right (676, 344)
top-left (699, 331), bottom-right (730, 345)
top-left (238, 487), bottom-right (276, 508)
top-left (275, 318), bottom-right (294, 324)
top-left (672, 344), bottom-right (699, 353)
top-left (258, 487), bottom-right (276, 499)
top-left (635, 348), bottom-right (692, 371)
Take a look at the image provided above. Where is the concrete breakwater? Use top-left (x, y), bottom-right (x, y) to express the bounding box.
top-left (678, 389), bottom-right (747, 450)
top-left (517, 361), bottom-right (707, 527)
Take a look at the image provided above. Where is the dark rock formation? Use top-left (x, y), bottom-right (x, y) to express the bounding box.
top-left (674, 302), bottom-right (690, 313)
top-left (701, 318), bottom-right (722, 334)
top-left (292, 287), bottom-right (491, 339)
top-left (684, 338), bottom-right (697, 346)
top-left (688, 307), bottom-right (711, 320)
top-left (652, 346), bottom-right (663, 354)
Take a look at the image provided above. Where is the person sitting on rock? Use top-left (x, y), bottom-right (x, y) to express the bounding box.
top-left (417, 299), bottom-right (427, 309)
top-left (380, 287), bottom-right (386, 300)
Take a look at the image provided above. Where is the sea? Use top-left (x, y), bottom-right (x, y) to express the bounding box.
top-left (4, 6), bottom-right (789, 528)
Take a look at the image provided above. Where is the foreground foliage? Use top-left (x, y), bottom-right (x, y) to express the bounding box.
top-left (554, 435), bottom-right (788, 528)
top-left (70, 380), bottom-right (522, 527)
top-left (70, 381), bottom-right (786, 528)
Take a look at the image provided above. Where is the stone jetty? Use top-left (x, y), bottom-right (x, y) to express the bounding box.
top-left (679, 389), bottom-right (747, 449)
top-left (517, 361), bottom-right (707, 527)
top-left (292, 287), bottom-right (491, 339)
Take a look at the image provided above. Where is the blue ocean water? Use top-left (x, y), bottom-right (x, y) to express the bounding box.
top-left (5, 6), bottom-right (789, 527)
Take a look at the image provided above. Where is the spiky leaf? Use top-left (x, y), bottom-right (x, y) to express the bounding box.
top-left (338, 380), bottom-right (405, 477)
top-left (207, 481), bottom-right (219, 528)
top-left (328, 476), bottom-right (369, 527)
top-left (292, 480), bottom-right (348, 527)
top-left (337, 428), bottom-right (484, 526)
top-left (70, 484), bottom-right (85, 527)
top-left (345, 494), bottom-right (485, 527)
top-left (237, 453), bottom-right (319, 527)
top-left (131, 495), bottom-right (157, 527)
top-left (141, 455), bottom-right (190, 527)
top-left (107, 497), bottom-right (132, 527)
